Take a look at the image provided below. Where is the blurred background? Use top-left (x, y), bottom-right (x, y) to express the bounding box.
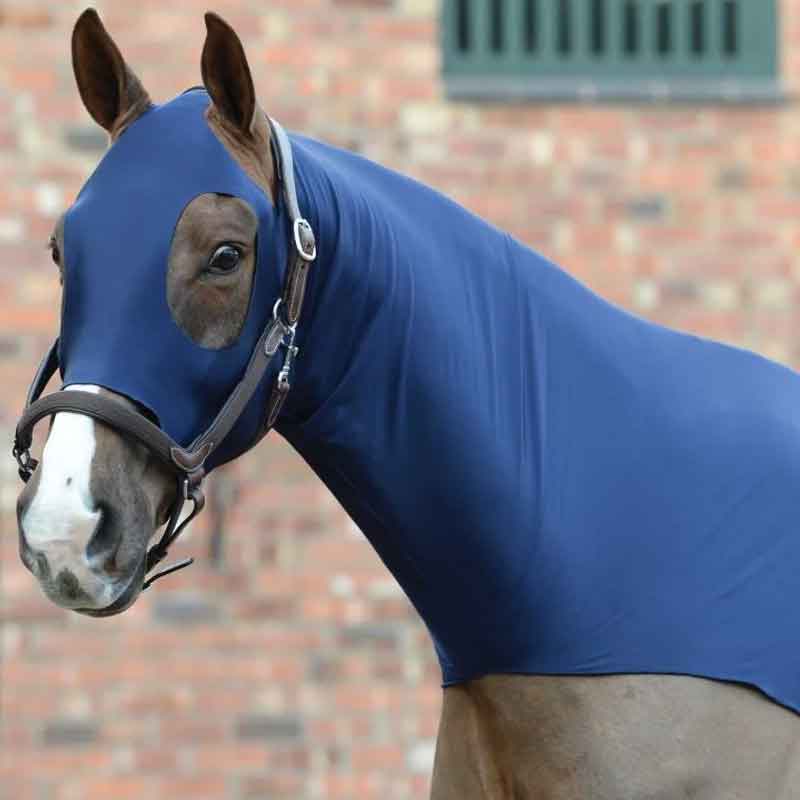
top-left (1, 1), bottom-right (799, 798)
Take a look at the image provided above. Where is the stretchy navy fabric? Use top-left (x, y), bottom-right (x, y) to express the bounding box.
top-left (281, 129), bottom-right (800, 714)
top-left (61, 89), bottom-right (800, 713)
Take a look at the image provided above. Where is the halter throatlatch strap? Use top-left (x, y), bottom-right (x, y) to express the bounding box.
top-left (264, 117), bottom-right (317, 430)
top-left (142, 472), bottom-right (205, 590)
top-left (12, 115), bottom-right (316, 590)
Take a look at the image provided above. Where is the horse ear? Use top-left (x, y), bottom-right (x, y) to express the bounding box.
top-left (71, 9), bottom-right (151, 135)
top-left (201, 12), bottom-right (257, 136)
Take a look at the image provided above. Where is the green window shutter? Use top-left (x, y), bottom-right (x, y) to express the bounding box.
top-left (442, 0), bottom-right (781, 101)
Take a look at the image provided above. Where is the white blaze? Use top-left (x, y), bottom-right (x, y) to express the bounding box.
top-left (22, 384), bottom-right (102, 550)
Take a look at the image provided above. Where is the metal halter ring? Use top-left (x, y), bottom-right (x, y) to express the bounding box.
top-left (272, 297), bottom-right (288, 326)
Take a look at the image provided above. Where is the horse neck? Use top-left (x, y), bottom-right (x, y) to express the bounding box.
top-left (275, 138), bottom-right (541, 675)
top-left (279, 137), bottom-right (462, 446)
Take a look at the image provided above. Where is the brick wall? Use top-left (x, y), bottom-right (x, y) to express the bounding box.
top-left (2, 1), bottom-right (799, 798)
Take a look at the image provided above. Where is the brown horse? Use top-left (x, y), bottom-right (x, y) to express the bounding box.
top-left (15, 10), bottom-right (800, 798)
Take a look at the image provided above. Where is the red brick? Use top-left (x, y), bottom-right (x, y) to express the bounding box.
top-left (3, 5), bottom-right (800, 800)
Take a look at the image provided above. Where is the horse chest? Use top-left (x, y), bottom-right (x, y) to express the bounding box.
top-left (430, 674), bottom-right (800, 800)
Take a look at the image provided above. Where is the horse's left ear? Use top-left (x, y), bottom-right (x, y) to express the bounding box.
top-left (201, 12), bottom-right (257, 137)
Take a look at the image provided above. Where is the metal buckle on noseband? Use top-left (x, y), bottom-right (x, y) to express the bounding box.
top-left (13, 444), bottom-right (37, 483)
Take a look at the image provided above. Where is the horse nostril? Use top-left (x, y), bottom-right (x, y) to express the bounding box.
top-left (36, 552), bottom-right (50, 580)
top-left (55, 569), bottom-right (88, 602)
top-left (85, 509), bottom-right (121, 571)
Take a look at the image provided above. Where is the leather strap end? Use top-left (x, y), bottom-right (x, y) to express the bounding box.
top-left (265, 385), bottom-right (288, 430)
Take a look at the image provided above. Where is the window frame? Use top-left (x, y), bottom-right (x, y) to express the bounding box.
top-left (442, 0), bottom-right (783, 103)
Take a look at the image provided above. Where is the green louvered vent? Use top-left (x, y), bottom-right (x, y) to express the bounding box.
top-left (443, 0), bottom-right (780, 101)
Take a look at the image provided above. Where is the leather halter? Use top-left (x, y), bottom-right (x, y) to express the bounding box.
top-left (12, 117), bottom-right (316, 590)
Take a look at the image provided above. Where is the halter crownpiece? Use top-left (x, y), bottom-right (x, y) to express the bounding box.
top-left (13, 110), bottom-right (316, 590)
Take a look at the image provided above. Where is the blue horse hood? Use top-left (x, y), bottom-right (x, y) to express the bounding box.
top-left (60, 89), bottom-right (287, 468)
top-left (279, 135), bottom-right (800, 714)
top-left (59, 89), bottom-right (800, 713)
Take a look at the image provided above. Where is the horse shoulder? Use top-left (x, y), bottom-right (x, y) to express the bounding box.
top-left (431, 674), bottom-right (800, 800)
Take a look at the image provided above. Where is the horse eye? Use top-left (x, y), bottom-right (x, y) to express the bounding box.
top-left (208, 244), bottom-right (241, 274)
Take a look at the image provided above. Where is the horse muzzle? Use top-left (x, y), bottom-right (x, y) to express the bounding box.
top-left (19, 537), bottom-right (139, 613)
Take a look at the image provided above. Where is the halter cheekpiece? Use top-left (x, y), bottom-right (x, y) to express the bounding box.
top-left (12, 116), bottom-right (316, 591)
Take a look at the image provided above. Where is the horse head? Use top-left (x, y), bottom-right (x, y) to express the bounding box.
top-left (15, 9), bottom-right (283, 615)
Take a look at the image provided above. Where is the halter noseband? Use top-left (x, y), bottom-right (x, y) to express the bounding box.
top-left (12, 118), bottom-right (316, 590)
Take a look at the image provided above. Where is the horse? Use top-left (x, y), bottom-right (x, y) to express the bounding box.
top-left (13, 9), bottom-right (800, 798)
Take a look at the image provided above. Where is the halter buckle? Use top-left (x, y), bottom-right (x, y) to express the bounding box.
top-left (13, 444), bottom-right (37, 483)
top-left (293, 218), bottom-right (317, 262)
